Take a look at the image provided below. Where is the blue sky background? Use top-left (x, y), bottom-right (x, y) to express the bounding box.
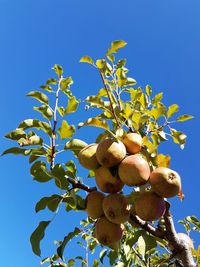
top-left (0, 0), bottom-right (200, 266)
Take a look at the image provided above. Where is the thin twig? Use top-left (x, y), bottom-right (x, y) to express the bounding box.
top-left (50, 77), bottom-right (62, 170)
top-left (99, 71), bottom-right (121, 129)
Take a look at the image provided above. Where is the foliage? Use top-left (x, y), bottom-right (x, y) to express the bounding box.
top-left (2, 41), bottom-right (198, 267)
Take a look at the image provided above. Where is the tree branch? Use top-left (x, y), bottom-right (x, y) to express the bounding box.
top-left (129, 213), bottom-right (165, 239)
top-left (163, 203), bottom-right (196, 267)
top-left (67, 177), bottom-right (97, 193)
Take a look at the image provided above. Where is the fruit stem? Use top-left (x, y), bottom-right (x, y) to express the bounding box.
top-left (67, 176), bottom-right (97, 192)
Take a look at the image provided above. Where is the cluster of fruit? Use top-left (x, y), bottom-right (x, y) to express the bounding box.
top-left (78, 133), bottom-right (182, 247)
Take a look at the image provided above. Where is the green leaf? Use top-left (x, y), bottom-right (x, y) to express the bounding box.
top-left (167, 104), bottom-right (179, 118)
top-left (40, 85), bottom-right (53, 92)
top-left (146, 85), bottom-right (152, 96)
top-left (58, 120), bottom-right (76, 139)
top-left (46, 78), bottom-right (58, 85)
top-left (106, 40), bottom-right (127, 56)
top-left (93, 259), bottom-right (100, 267)
top-left (27, 91), bottom-right (49, 104)
top-left (18, 119), bottom-right (52, 136)
top-left (125, 77), bottom-right (137, 86)
top-left (78, 117), bottom-right (109, 131)
top-left (30, 161), bottom-right (52, 182)
top-left (35, 194), bottom-right (62, 212)
top-left (176, 114), bottom-right (194, 122)
top-left (34, 105), bottom-right (53, 120)
top-left (80, 56), bottom-right (94, 65)
top-left (53, 64), bottom-right (63, 78)
top-left (96, 59), bottom-right (106, 70)
top-left (1, 147), bottom-right (31, 156)
top-left (52, 164), bottom-right (69, 190)
top-left (57, 106), bottom-right (65, 117)
top-left (57, 227), bottom-right (81, 259)
top-left (67, 259), bottom-right (75, 267)
top-left (106, 55), bottom-right (115, 63)
top-left (85, 95), bottom-right (110, 112)
top-left (30, 220), bottom-right (50, 256)
top-left (99, 249), bottom-right (107, 263)
top-left (65, 96), bottom-right (79, 115)
top-left (5, 129), bottom-right (26, 140)
top-left (170, 128), bottom-right (187, 149)
top-left (152, 92), bottom-right (163, 106)
top-left (61, 77), bottom-right (73, 90)
top-left (65, 160), bottom-right (77, 178)
top-left (64, 139), bottom-right (88, 157)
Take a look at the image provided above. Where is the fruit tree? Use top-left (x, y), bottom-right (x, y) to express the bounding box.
top-left (3, 41), bottom-right (200, 267)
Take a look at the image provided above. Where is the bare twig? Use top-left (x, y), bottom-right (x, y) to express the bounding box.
top-left (50, 77), bottom-right (62, 170)
top-left (99, 71), bottom-right (121, 129)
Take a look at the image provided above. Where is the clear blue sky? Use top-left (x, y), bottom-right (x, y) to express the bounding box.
top-left (0, 1), bottom-right (200, 266)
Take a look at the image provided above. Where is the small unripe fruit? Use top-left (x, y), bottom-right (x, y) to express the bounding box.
top-left (122, 132), bottom-right (142, 154)
top-left (78, 144), bottom-right (100, 170)
top-left (150, 167), bottom-right (181, 198)
top-left (177, 233), bottom-right (194, 249)
top-left (86, 191), bottom-right (105, 219)
top-left (95, 166), bottom-right (124, 193)
top-left (96, 138), bottom-right (126, 167)
top-left (95, 217), bottom-right (124, 246)
top-left (135, 192), bottom-right (166, 221)
top-left (103, 194), bottom-right (130, 224)
top-left (118, 154), bottom-right (150, 186)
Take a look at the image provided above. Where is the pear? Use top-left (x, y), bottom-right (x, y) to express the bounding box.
top-left (86, 191), bottom-right (105, 219)
top-left (95, 217), bottom-right (124, 246)
top-left (96, 138), bottom-right (126, 167)
top-left (118, 154), bottom-right (150, 186)
top-left (78, 143), bottom-right (100, 170)
top-left (135, 192), bottom-right (166, 221)
top-left (149, 167), bottom-right (181, 198)
top-left (122, 132), bottom-right (142, 154)
top-left (103, 194), bottom-right (130, 224)
top-left (95, 166), bottom-right (124, 193)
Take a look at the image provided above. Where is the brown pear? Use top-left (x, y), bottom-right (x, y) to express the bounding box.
top-left (150, 167), bottom-right (181, 198)
top-left (78, 143), bottom-right (100, 170)
top-left (103, 194), bottom-right (130, 224)
top-left (135, 192), bottom-right (166, 221)
top-left (177, 233), bottom-right (194, 249)
top-left (96, 138), bottom-right (126, 167)
top-left (86, 191), bottom-right (105, 219)
top-left (95, 217), bottom-right (124, 246)
top-left (118, 154), bottom-right (150, 186)
top-left (95, 166), bottom-right (124, 193)
top-left (122, 132), bottom-right (142, 154)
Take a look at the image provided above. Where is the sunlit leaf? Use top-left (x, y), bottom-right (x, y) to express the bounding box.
top-left (64, 139), bottom-right (88, 157)
top-left (53, 64), bottom-right (63, 78)
top-left (146, 85), bottom-right (152, 96)
top-left (156, 154), bottom-right (171, 168)
top-left (58, 120), bottom-right (75, 139)
top-left (5, 129), bottom-right (26, 140)
top-left (152, 92), bottom-right (163, 106)
top-left (61, 77), bottom-right (73, 90)
top-left (80, 56), bottom-right (94, 65)
top-left (176, 114), bottom-right (194, 122)
top-left (106, 40), bottom-right (127, 56)
top-left (167, 104), bottom-right (179, 118)
top-left (34, 105), bottom-right (53, 120)
top-left (27, 91), bottom-right (49, 104)
top-left (78, 117), bottom-right (109, 131)
top-left (170, 128), bottom-right (187, 149)
top-left (30, 220), bottom-right (50, 256)
top-left (1, 147), bottom-right (30, 156)
top-left (65, 96), bottom-right (79, 114)
top-left (96, 59), bottom-right (106, 69)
